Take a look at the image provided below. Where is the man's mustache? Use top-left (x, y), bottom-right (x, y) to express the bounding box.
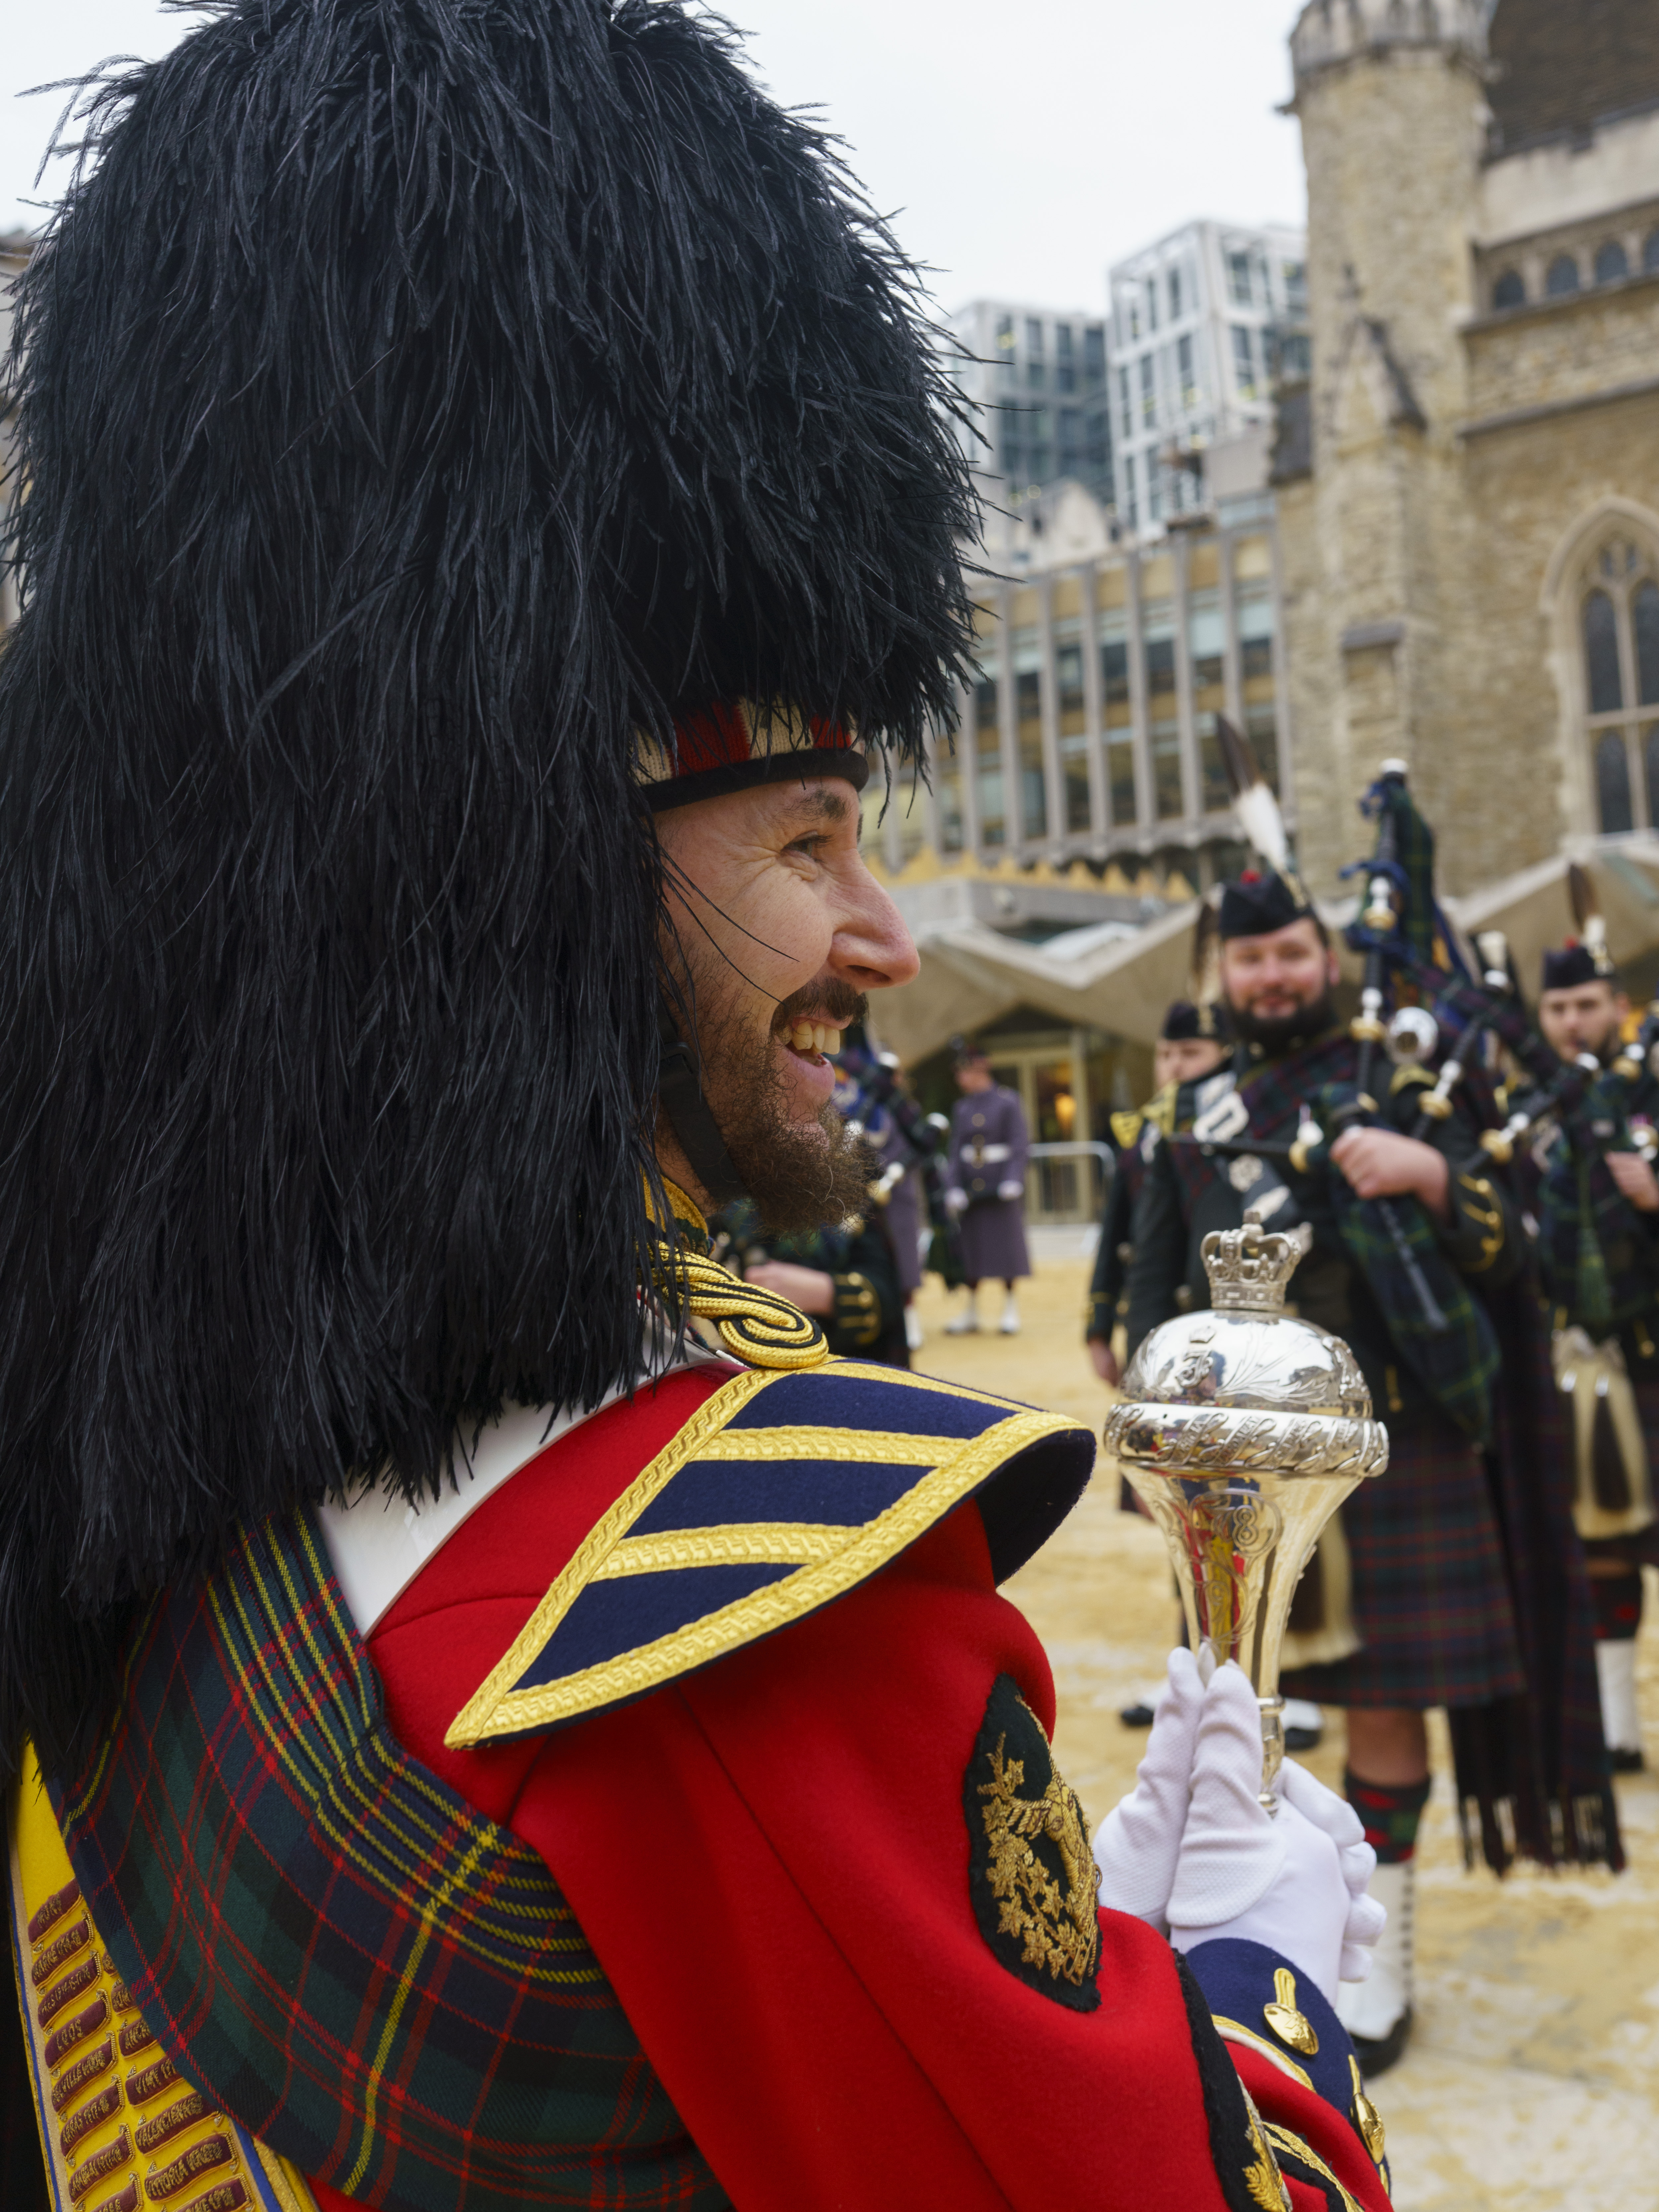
top-left (771, 979), bottom-right (867, 1032)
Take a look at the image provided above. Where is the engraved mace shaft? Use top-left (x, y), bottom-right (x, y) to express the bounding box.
top-left (1104, 1207), bottom-right (1389, 1808)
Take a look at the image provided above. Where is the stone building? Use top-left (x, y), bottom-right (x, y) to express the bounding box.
top-left (1277, 0), bottom-right (1659, 897)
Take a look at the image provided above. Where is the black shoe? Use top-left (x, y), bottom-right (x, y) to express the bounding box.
top-left (1350, 2007), bottom-right (1412, 2080)
top-left (1285, 1724), bottom-right (1323, 1752)
top-left (1610, 1746), bottom-right (1645, 1774)
top-left (1118, 1702), bottom-right (1156, 1729)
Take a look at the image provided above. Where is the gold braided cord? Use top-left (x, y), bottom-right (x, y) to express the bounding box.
top-left (595, 1524), bottom-right (851, 1576)
top-left (655, 1247), bottom-right (830, 1370)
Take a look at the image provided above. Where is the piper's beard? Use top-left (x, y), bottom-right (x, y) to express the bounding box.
top-left (679, 971), bottom-right (872, 1234)
top-left (1227, 985), bottom-right (1339, 1057)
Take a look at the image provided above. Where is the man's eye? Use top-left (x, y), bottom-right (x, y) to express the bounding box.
top-left (788, 834), bottom-right (828, 859)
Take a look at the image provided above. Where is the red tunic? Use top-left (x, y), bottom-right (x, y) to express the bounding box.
top-left (304, 1365), bottom-right (1389, 2212)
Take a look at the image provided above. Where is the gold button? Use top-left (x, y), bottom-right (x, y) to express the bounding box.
top-left (1262, 1966), bottom-right (1319, 2056)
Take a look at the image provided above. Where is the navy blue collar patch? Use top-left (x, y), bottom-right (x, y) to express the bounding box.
top-left (446, 1362), bottom-right (1093, 1747)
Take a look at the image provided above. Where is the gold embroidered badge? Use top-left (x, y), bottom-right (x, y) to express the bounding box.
top-left (965, 1674), bottom-right (1100, 2009)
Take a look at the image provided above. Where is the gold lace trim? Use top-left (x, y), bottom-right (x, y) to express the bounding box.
top-left (447, 1365), bottom-right (1078, 1746)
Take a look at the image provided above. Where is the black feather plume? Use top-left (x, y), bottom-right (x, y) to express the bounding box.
top-left (0, 0), bottom-right (976, 1777)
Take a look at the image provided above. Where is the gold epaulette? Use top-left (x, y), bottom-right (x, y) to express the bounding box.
top-left (446, 1362), bottom-right (1091, 1748)
top-left (1144, 1079), bottom-right (1181, 1136)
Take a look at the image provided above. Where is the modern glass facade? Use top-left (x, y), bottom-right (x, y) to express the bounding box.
top-left (874, 518), bottom-right (1291, 884)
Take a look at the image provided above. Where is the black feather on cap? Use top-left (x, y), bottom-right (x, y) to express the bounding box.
top-left (1161, 1000), bottom-right (1234, 1044)
top-left (1542, 944), bottom-right (1616, 992)
top-left (0, 0), bottom-right (975, 1776)
top-left (1218, 869), bottom-right (1315, 940)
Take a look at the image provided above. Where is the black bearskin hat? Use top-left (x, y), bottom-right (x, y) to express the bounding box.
top-left (0, 0), bottom-right (974, 1774)
top-left (1160, 999), bottom-right (1232, 1045)
top-left (1541, 943), bottom-right (1617, 992)
top-left (1218, 868), bottom-right (1316, 940)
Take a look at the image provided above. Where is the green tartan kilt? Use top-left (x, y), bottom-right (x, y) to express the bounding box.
top-left (1282, 1412), bottom-right (1525, 1711)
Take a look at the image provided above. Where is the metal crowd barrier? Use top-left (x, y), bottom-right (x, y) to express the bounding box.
top-left (1025, 1140), bottom-right (1112, 1226)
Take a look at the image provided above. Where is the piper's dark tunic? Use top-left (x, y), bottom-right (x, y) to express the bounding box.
top-left (1518, 1058), bottom-right (1659, 1569)
top-left (1125, 1033), bottom-right (1527, 1710)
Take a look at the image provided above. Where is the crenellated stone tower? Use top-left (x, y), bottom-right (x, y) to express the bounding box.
top-left (1278, 0), bottom-right (1494, 894)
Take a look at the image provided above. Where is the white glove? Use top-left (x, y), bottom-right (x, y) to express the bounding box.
top-left (1166, 1662), bottom-right (1385, 2006)
top-left (1092, 1648), bottom-right (1206, 1929)
top-left (944, 1186), bottom-right (968, 1217)
top-left (996, 1179), bottom-right (1023, 1201)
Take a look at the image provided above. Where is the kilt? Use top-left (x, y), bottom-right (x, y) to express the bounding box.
top-left (959, 1193), bottom-right (1030, 1282)
top-left (1281, 1410), bottom-right (1525, 1711)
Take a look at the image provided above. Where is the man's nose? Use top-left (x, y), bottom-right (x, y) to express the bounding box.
top-left (834, 865), bottom-right (919, 992)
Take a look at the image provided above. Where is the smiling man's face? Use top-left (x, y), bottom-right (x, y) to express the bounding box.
top-left (654, 776), bottom-right (919, 1229)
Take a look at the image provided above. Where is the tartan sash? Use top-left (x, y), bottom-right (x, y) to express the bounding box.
top-left (53, 1511), bottom-right (727, 2211)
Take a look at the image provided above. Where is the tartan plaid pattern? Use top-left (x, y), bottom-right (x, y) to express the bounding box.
top-left (1280, 1413), bottom-right (1524, 1710)
top-left (1170, 1032), bottom-right (1499, 1442)
top-left (1535, 1064), bottom-right (1659, 1333)
top-left (1448, 1272), bottom-right (1623, 1872)
top-left (1313, 1077), bottom-right (1500, 1446)
top-left (54, 1512), bottom-right (728, 2211)
top-left (1343, 775), bottom-right (1445, 972)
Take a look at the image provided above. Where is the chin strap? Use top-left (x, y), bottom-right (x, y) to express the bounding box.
top-left (656, 996), bottom-right (748, 1207)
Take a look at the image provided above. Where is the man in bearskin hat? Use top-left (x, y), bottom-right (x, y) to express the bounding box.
top-left (1087, 998), bottom-right (1232, 1384)
top-left (0, 7), bottom-right (1392, 2208)
top-left (1126, 866), bottom-right (1614, 2079)
top-left (1527, 929), bottom-right (1659, 1772)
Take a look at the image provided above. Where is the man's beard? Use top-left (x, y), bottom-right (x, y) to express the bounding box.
top-left (682, 971), bottom-right (872, 1234)
top-left (1226, 986), bottom-right (1339, 1056)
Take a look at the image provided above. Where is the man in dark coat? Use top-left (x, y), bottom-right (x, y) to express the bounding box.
top-left (1087, 1000), bottom-right (1231, 1385)
top-left (1124, 868), bottom-right (1610, 2078)
top-left (1526, 938), bottom-right (1659, 1770)
top-left (714, 1198), bottom-right (911, 1368)
top-left (945, 1041), bottom-right (1031, 1334)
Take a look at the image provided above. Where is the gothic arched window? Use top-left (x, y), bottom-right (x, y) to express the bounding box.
top-left (1579, 537), bottom-right (1659, 832)
top-left (1492, 268), bottom-right (1525, 309)
top-left (1598, 732), bottom-right (1634, 832)
top-left (1646, 229), bottom-right (1659, 273)
top-left (1546, 253), bottom-right (1581, 296)
top-left (1595, 239), bottom-right (1630, 284)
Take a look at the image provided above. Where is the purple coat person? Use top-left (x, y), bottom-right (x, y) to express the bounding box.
top-left (946, 1081), bottom-right (1031, 1285)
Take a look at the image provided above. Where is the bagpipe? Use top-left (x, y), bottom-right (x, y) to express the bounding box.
top-left (1171, 738), bottom-right (1501, 1436)
top-left (832, 1043), bottom-right (965, 1285)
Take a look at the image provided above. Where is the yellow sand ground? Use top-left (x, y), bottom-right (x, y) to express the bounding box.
top-left (911, 1247), bottom-right (1659, 2211)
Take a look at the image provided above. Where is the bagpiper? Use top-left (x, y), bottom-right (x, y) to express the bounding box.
top-left (1125, 837), bottom-right (1615, 2079)
top-left (0, 4), bottom-right (1391, 2207)
top-left (1087, 996), bottom-right (1233, 1386)
top-left (1524, 894), bottom-right (1659, 1772)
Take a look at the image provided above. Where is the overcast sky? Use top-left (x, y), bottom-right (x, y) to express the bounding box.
top-left (1, 2), bottom-right (1308, 311)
